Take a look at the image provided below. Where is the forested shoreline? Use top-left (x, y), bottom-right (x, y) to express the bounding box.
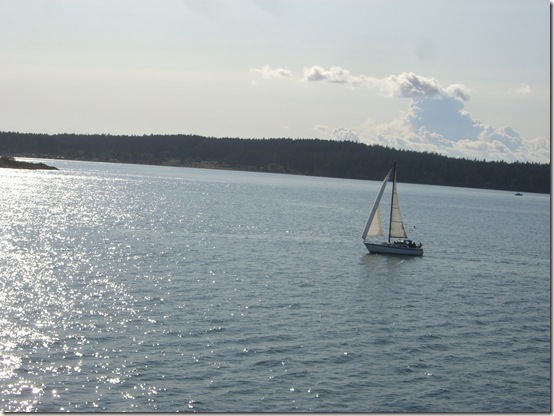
top-left (0, 131), bottom-right (549, 193)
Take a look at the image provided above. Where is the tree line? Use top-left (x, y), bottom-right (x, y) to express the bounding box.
top-left (0, 131), bottom-right (549, 193)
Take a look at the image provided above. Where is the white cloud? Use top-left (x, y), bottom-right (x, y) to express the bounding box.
top-left (250, 64), bottom-right (292, 80)
top-left (383, 72), bottom-right (443, 99)
top-left (253, 65), bottom-right (468, 99)
top-left (301, 68), bottom-right (470, 103)
top-left (350, 103), bottom-right (549, 162)
top-left (251, 65), bottom-right (550, 163)
top-left (446, 84), bottom-right (471, 102)
top-left (510, 83), bottom-right (533, 95)
top-left (302, 65), bottom-right (364, 85)
top-left (406, 96), bottom-right (481, 141)
top-left (323, 96), bottom-right (550, 163)
top-left (333, 126), bottom-right (359, 142)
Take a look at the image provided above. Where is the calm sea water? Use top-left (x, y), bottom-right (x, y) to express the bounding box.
top-left (0, 159), bottom-right (550, 412)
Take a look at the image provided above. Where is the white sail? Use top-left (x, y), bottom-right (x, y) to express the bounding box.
top-left (389, 175), bottom-right (407, 239)
top-left (362, 167), bottom-right (392, 239)
top-left (367, 207), bottom-right (383, 237)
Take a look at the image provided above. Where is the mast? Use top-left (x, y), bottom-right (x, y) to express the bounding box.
top-left (388, 162), bottom-right (397, 243)
top-left (388, 161), bottom-right (408, 242)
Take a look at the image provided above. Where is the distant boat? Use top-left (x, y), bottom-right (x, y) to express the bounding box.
top-left (362, 162), bottom-right (423, 256)
top-left (515, 192), bottom-right (523, 196)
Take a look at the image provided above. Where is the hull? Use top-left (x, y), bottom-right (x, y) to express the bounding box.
top-left (364, 241), bottom-right (423, 256)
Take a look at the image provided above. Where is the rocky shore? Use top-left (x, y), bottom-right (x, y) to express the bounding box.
top-left (0, 156), bottom-right (58, 170)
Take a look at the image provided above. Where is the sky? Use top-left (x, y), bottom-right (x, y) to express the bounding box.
top-left (0, 0), bottom-right (550, 163)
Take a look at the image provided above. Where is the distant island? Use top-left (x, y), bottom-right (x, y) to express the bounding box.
top-left (0, 155), bottom-right (58, 170)
top-left (0, 131), bottom-right (549, 193)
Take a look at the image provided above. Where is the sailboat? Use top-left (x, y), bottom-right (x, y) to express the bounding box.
top-left (362, 162), bottom-right (423, 256)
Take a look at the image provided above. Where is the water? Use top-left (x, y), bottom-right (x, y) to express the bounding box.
top-left (0, 159), bottom-right (550, 412)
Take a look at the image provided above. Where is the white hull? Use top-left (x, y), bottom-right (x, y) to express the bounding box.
top-left (364, 241), bottom-right (423, 256)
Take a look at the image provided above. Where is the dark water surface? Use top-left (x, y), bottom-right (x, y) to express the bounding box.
top-left (0, 160), bottom-right (550, 412)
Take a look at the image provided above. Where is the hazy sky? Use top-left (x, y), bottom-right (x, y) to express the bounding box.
top-left (0, 0), bottom-right (550, 162)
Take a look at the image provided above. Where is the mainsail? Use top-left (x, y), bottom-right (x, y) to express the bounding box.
top-left (388, 168), bottom-right (407, 241)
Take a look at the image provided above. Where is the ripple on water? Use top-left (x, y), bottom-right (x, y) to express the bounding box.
top-left (0, 163), bottom-right (550, 412)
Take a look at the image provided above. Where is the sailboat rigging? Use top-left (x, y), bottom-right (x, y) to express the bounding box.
top-left (362, 162), bottom-right (423, 256)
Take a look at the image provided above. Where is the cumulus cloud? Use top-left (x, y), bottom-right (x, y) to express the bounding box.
top-left (251, 65), bottom-right (549, 162)
top-left (333, 126), bottom-right (360, 142)
top-left (406, 96), bottom-right (480, 141)
top-left (326, 93), bottom-right (549, 163)
top-left (383, 72), bottom-right (443, 99)
top-left (446, 84), bottom-right (471, 101)
top-left (348, 99), bottom-right (548, 162)
top-left (303, 65), bottom-right (364, 85)
top-left (301, 68), bottom-right (469, 102)
top-left (255, 65), bottom-right (472, 101)
top-left (250, 64), bottom-right (292, 80)
top-left (510, 83), bottom-right (533, 95)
